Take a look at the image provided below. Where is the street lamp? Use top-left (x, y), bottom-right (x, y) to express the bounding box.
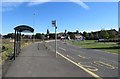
top-left (52, 20), bottom-right (57, 57)
top-left (33, 13), bottom-right (36, 42)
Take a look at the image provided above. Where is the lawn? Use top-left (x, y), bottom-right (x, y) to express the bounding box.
top-left (68, 40), bottom-right (119, 54)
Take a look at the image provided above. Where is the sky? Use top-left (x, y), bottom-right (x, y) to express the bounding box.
top-left (1, 1), bottom-right (119, 34)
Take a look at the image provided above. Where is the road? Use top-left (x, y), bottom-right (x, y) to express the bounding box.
top-left (3, 42), bottom-right (95, 78)
top-left (46, 40), bottom-right (119, 78)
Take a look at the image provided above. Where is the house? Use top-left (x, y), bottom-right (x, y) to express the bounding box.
top-left (58, 32), bottom-right (71, 40)
top-left (74, 34), bottom-right (84, 40)
top-left (58, 32), bottom-right (65, 40)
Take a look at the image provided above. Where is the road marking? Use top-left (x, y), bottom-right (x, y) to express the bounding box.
top-left (67, 55), bottom-right (75, 60)
top-left (78, 62), bottom-right (98, 72)
top-left (99, 57), bottom-right (118, 64)
top-left (59, 47), bottom-right (66, 51)
top-left (94, 49), bottom-right (118, 55)
top-left (78, 54), bottom-right (90, 59)
top-left (56, 51), bottom-right (102, 79)
top-left (94, 61), bottom-right (115, 69)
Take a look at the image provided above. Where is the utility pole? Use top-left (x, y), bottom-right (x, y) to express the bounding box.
top-left (33, 13), bottom-right (36, 42)
top-left (52, 20), bottom-right (57, 57)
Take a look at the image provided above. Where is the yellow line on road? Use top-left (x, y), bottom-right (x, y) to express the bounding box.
top-left (56, 51), bottom-right (102, 79)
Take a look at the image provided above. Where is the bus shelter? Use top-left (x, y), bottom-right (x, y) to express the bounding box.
top-left (14, 25), bottom-right (34, 60)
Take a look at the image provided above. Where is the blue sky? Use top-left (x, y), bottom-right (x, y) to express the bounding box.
top-left (2, 2), bottom-right (118, 34)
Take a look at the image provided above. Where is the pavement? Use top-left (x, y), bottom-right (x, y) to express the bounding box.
top-left (46, 40), bottom-right (119, 78)
top-left (3, 42), bottom-right (95, 77)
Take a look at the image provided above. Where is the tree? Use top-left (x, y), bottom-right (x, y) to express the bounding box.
top-left (90, 32), bottom-right (94, 40)
top-left (64, 29), bottom-right (67, 38)
top-left (83, 31), bottom-right (89, 40)
top-left (65, 29), bottom-right (67, 34)
top-left (46, 29), bottom-right (50, 39)
top-left (69, 33), bottom-right (75, 39)
top-left (35, 33), bottom-right (42, 39)
top-left (67, 32), bottom-right (75, 39)
top-left (95, 32), bottom-right (99, 40)
top-left (118, 27), bottom-right (120, 41)
top-left (7, 33), bottom-right (15, 39)
top-left (76, 30), bottom-right (79, 34)
top-left (41, 33), bottom-right (45, 40)
top-left (100, 30), bottom-right (109, 39)
top-left (109, 31), bottom-right (116, 39)
top-left (49, 33), bottom-right (55, 39)
top-left (47, 29), bottom-right (49, 35)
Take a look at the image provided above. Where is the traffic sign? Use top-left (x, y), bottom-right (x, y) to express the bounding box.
top-left (52, 20), bottom-right (57, 27)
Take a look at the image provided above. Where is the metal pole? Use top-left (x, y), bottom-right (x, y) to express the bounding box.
top-left (33, 33), bottom-right (34, 43)
top-left (16, 31), bottom-right (18, 57)
top-left (19, 32), bottom-right (21, 54)
top-left (33, 13), bottom-right (35, 43)
top-left (52, 20), bottom-right (57, 57)
top-left (14, 30), bottom-right (16, 60)
top-left (55, 26), bottom-right (57, 58)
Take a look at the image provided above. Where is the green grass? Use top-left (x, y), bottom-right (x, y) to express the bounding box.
top-left (68, 40), bottom-right (119, 54)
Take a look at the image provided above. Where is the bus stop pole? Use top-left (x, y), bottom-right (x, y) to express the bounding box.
top-left (55, 26), bottom-right (57, 58)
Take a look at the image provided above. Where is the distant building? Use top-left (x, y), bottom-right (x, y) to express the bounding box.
top-left (58, 32), bottom-right (71, 40)
top-left (58, 32), bottom-right (64, 40)
top-left (74, 34), bottom-right (84, 40)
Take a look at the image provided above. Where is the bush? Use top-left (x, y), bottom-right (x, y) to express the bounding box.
top-left (117, 42), bottom-right (120, 45)
top-left (2, 46), bottom-right (6, 50)
top-left (2, 46), bottom-right (8, 52)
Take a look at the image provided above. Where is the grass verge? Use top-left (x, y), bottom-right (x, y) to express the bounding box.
top-left (68, 40), bottom-right (119, 54)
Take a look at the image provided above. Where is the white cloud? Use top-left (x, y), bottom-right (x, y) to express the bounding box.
top-left (1, 0), bottom-right (119, 2)
top-left (69, 0), bottom-right (90, 9)
top-left (28, 0), bottom-right (51, 6)
top-left (1, 2), bottom-right (22, 12)
top-left (27, 0), bottom-right (90, 10)
top-left (1, 0), bottom-right (118, 12)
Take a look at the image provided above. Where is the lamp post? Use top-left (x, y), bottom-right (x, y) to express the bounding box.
top-left (33, 13), bottom-right (36, 42)
top-left (52, 20), bottom-right (57, 57)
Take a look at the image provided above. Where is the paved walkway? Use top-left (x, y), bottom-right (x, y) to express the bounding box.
top-left (4, 42), bottom-right (93, 77)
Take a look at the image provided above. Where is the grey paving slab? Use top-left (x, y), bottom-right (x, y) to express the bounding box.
top-left (4, 43), bottom-right (93, 77)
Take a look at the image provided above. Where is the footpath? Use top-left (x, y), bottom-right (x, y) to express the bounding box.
top-left (3, 42), bottom-right (93, 78)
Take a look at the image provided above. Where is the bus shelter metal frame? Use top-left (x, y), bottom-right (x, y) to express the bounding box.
top-left (14, 25), bottom-right (34, 60)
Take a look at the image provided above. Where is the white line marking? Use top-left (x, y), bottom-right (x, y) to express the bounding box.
top-left (94, 61), bottom-right (115, 70)
top-left (99, 57), bottom-right (118, 64)
top-left (78, 54), bottom-right (91, 59)
top-left (94, 49), bottom-right (118, 55)
top-left (56, 51), bottom-right (102, 79)
top-left (59, 47), bottom-right (66, 51)
top-left (78, 62), bottom-right (98, 72)
top-left (67, 55), bottom-right (75, 60)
